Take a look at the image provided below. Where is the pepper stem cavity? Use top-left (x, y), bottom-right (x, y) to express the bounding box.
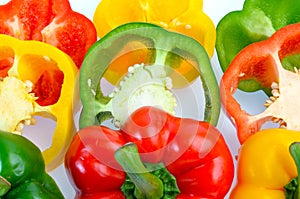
top-left (284, 142), bottom-right (300, 199)
top-left (114, 142), bottom-right (180, 198)
top-left (0, 175), bottom-right (11, 196)
top-left (100, 63), bottom-right (177, 127)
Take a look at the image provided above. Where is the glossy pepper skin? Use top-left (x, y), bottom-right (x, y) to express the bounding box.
top-left (0, 34), bottom-right (78, 171)
top-left (216, 0), bottom-right (300, 92)
top-left (79, 22), bottom-right (220, 128)
top-left (93, 0), bottom-right (216, 57)
top-left (0, 130), bottom-right (64, 199)
top-left (65, 106), bottom-right (234, 199)
top-left (93, 0), bottom-right (215, 88)
top-left (220, 23), bottom-right (300, 143)
top-left (230, 129), bottom-right (300, 199)
top-left (0, 0), bottom-right (97, 67)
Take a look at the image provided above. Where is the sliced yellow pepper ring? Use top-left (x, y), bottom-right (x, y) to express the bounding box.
top-left (0, 34), bottom-right (78, 171)
top-left (93, 0), bottom-right (215, 87)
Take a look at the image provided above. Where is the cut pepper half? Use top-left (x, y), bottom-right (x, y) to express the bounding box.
top-left (0, 34), bottom-right (78, 171)
top-left (216, 0), bottom-right (300, 93)
top-left (0, 0), bottom-right (97, 67)
top-left (220, 23), bottom-right (300, 143)
top-left (79, 22), bottom-right (220, 129)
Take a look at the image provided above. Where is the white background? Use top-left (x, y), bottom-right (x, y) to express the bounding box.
top-left (0, 0), bottom-right (252, 198)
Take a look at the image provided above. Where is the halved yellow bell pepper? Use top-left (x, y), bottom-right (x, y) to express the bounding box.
top-left (230, 129), bottom-right (300, 199)
top-left (94, 0), bottom-right (215, 56)
top-left (0, 34), bottom-right (78, 171)
top-left (93, 0), bottom-right (216, 87)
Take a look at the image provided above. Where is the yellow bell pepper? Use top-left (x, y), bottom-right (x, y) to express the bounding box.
top-left (0, 34), bottom-right (78, 171)
top-left (230, 128), bottom-right (300, 199)
top-left (93, 0), bottom-right (216, 87)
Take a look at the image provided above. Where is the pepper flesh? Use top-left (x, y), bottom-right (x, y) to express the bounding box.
top-left (65, 106), bottom-right (234, 198)
top-left (0, 130), bottom-right (64, 198)
top-left (0, 34), bottom-right (78, 171)
top-left (93, 0), bottom-right (216, 86)
top-left (216, 0), bottom-right (300, 92)
top-left (220, 22), bottom-right (300, 143)
top-left (79, 22), bottom-right (220, 129)
top-left (0, 0), bottom-right (97, 67)
top-left (230, 129), bottom-right (300, 199)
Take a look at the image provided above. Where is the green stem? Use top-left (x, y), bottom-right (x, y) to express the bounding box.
top-left (289, 142), bottom-right (300, 199)
top-left (114, 143), bottom-right (164, 199)
top-left (0, 176), bottom-right (10, 196)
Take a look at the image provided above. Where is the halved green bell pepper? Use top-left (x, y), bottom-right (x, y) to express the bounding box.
top-left (216, 0), bottom-right (300, 92)
top-left (0, 130), bottom-right (64, 199)
top-left (79, 22), bottom-right (220, 128)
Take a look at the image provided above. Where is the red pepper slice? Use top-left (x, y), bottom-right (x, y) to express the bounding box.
top-left (32, 70), bottom-right (64, 106)
top-left (220, 22), bottom-right (300, 143)
top-left (0, 0), bottom-right (97, 67)
top-left (0, 47), bottom-right (14, 77)
top-left (65, 106), bottom-right (234, 198)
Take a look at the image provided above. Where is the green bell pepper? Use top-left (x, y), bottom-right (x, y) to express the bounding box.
top-left (216, 0), bottom-right (300, 92)
top-left (0, 130), bottom-right (64, 199)
top-left (79, 22), bottom-right (220, 129)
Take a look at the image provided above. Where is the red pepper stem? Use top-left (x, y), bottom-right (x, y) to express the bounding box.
top-left (114, 142), bottom-right (164, 199)
top-left (289, 142), bottom-right (300, 199)
top-left (0, 175), bottom-right (10, 196)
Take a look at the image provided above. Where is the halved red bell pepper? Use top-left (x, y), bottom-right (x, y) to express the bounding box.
top-left (0, 0), bottom-right (97, 67)
top-left (65, 106), bottom-right (234, 198)
top-left (220, 22), bottom-right (300, 143)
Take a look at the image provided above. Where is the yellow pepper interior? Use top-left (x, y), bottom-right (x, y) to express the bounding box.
top-left (104, 42), bottom-right (200, 88)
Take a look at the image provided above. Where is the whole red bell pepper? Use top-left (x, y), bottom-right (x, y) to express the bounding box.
top-left (65, 106), bottom-right (234, 198)
top-left (0, 0), bottom-right (97, 67)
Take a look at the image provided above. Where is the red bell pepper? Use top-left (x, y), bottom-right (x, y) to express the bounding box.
top-left (0, 0), bottom-right (97, 67)
top-left (220, 22), bottom-right (300, 144)
top-left (65, 106), bottom-right (234, 198)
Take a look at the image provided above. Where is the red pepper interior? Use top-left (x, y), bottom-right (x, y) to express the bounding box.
top-left (239, 30), bottom-right (300, 89)
top-left (278, 32), bottom-right (300, 74)
top-left (0, 46), bottom-right (14, 77)
top-left (278, 32), bottom-right (300, 60)
top-left (0, 46), bottom-right (64, 106)
top-left (0, 0), bottom-right (97, 68)
top-left (239, 54), bottom-right (278, 88)
top-left (32, 69), bottom-right (64, 106)
top-left (17, 54), bottom-right (64, 106)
